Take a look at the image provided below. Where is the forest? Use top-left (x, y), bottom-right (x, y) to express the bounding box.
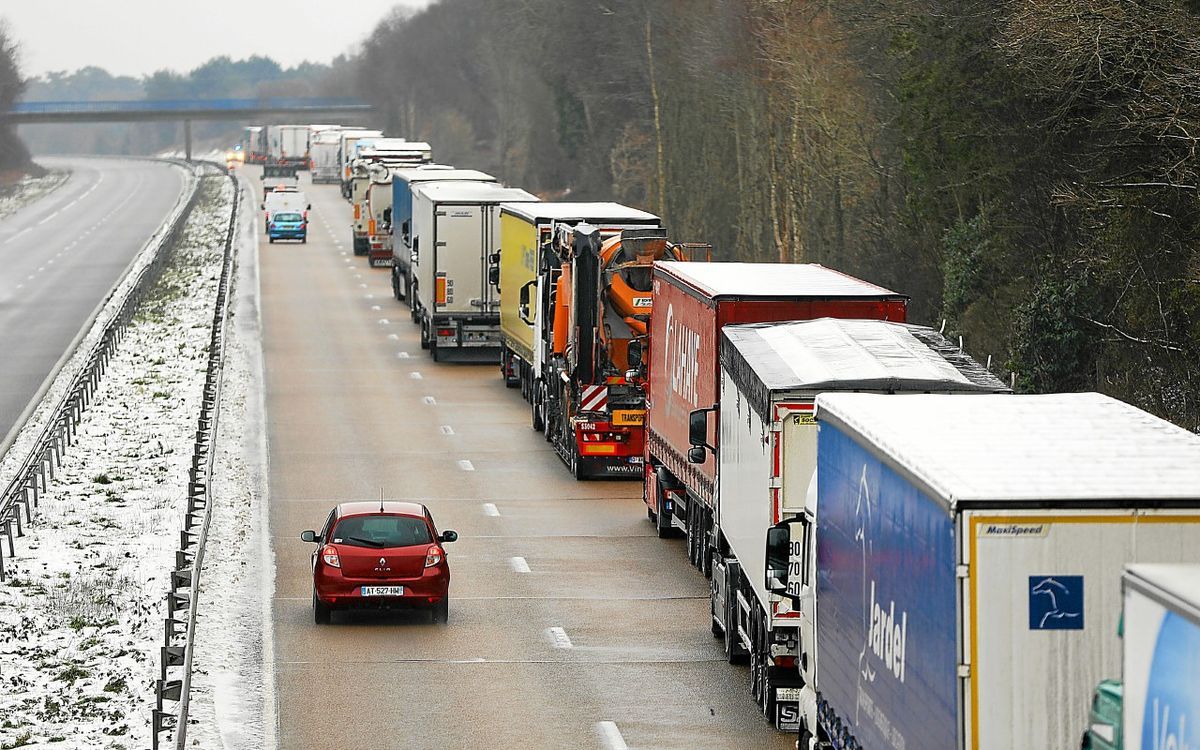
top-left (0, 23), bottom-right (32, 173)
top-left (355, 0), bottom-right (1200, 430)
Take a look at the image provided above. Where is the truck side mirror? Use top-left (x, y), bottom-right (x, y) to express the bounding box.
top-left (519, 280), bottom-right (536, 325)
top-left (627, 339), bottom-right (643, 368)
top-left (688, 408), bottom-right (715, 453)
top-left (687, 446), bottom-right (707, 464)
top-left (765, 524), bottom-right (791, 594)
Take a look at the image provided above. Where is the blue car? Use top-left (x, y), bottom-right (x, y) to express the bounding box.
top-left (268, 211), bottom-right (307, 243)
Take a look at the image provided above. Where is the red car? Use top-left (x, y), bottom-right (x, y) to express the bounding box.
top-left (301, 501), bottom-right (457, 624)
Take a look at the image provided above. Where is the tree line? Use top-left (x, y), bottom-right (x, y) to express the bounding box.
top-left (354, 0), bottom-right (1200, 430)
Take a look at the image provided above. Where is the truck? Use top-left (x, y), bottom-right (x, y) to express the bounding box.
top-left (348, 142), bottom-right (433, 255)
top-left (1082, 564), bottom-right (1200, 750)
top-left (644, 262), bottom-right (908, 558)
top-left (695, 318), bottom-right (1008, 731)
top-left (497, 203), bottom-right (677, 477)
top-left (408, 181), bottom-right (538, 361)
top-left (769, 391), bottom-right (1200, 750)
top-left (390, 166), bottom-right (497, 304)
top-left (311, 128), bottom-right (359, 183)
top-left (241, 126), bottom-right (266, 164)
top-left (339, 129), bottom-right (384, 198)
top-left (267, 124), bottom-right (311, 167)
top-left (364, 171), bottom-right (394, 267)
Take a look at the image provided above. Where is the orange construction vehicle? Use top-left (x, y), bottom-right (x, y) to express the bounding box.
top-left (535, 222), bottom-right (688, 478)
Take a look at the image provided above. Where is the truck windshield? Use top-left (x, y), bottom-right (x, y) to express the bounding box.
top-left (332, 515), bottom-right (432, 548)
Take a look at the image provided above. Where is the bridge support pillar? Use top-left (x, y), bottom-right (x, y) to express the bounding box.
top-left (184, 119), bottom-right (192, 162)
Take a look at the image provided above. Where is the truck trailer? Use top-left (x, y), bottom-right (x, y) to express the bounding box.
top-left (644, 262), bottom-right (908, 556)
top-left (241, 126), bottom-right (266, 164)
top-left (364, 172), bottom-right (394, 267)
top-left (311, 128), bottom-right (359, 183)
top-left (699, 318), bottom-right (1009, 731)
top-left (267, 124), bottom-right (310, 167)
top-left (782, 392), bottom-right (1200, 750)
top-left (338, 129), bottom-right (384, 198)
top-left (1082, 564), bottom-right (1200, 750)
top-left (390, 166), bottom-right (496, 304)
top-left (497, 203), bottom-right (679, 478)
top-left (408, 182), bottom-right (538, 361)
top-left (348, 141), bottom-right (433, 255)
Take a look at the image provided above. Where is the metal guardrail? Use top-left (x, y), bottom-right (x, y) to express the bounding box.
top-left (152, 172), bottom-right (241, 750)
top-left (11, 96), bottom-right (369, 114)
top-left (0, 162), bottom-right (203, 580)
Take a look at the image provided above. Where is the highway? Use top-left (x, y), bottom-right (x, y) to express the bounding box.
top-left (0, 157), bottom-right (186, 445)
top-left (260, 170), bottom-right (793, 749)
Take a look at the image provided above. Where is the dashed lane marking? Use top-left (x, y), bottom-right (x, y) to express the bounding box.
top-left (440, 425), bottom-right (454, 435)
top-left (510, 556), bottom-right (530, 573)
top-left (409, 371), bottom-right (422, 379)
top-left (422, 395), bottom-right (436, 405)
top-left (548, 627), bottom-right (573, 649)
top-left (481, 503), bottom-right (500, 517)
top-left (395, 349), bottom-right (408, 356)
top-left (597, 722), bottom-right (628, 750)
top-left (377, 319), bottom-right (390, 325)
top-left (457, 459), bottom-right (475, 471)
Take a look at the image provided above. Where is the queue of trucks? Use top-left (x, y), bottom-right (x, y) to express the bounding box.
top-left (247, 121), bottom-right (1200, 750)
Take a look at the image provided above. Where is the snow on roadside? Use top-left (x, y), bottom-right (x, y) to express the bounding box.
top-left (184, 177), bottom-right (273, 750)
top-left (0, 175), bottom-right (234, 750)
top-left (0, 170), bottom-right (70, 221)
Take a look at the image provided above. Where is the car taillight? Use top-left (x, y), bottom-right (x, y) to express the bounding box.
top-left (424, 546), bottom-right (442, 568)
top-left (321, 545), bottom-right (341, 568)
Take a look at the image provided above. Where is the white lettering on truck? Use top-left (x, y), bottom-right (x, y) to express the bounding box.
top-left (664, 303), bottom-right (700, 403)
top-left (866, 580), bottom-right (908, 683)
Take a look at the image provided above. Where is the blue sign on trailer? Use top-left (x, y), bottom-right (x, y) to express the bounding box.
top-left (816, 423), bottom-right (959, 750)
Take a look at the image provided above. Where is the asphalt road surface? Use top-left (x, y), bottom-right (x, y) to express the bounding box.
top-left (261, 169), bottom-right (794, 750)
top-left (0, 157), bottom-right (186, 445)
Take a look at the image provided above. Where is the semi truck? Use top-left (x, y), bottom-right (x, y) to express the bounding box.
top-left (390, 166), bottom-right (496, 304)
top-left (267, 124), bottom-right (311, 167)
top-left (241, 126), bottom-right (266, 164)
top-left (644, 262), bottom-right (908, 554)
top-left (364, 171), bottom-right (394, 267)
top-left (408, 182), bottom-right (538, 361)
top-left (311, 128), bottom-right (358, 183)
top-left (496, 203), bottom-right (676, 478)
top-left (693, 318), bottom-right (1009, 731)
top-left (769, 391), bottom-right (1200, 750)
top-left (1082, 564), bottom-right (1200, 750)
top-left (339, 129), bottom-right (384, 198)
top-left (348, 142), bottom-right (433, 255)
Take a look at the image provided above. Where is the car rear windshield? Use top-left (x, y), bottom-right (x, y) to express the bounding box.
top-left (332, 515), bottom-right (432, 548)
top-left (274, 212), bottom-right (302, 222)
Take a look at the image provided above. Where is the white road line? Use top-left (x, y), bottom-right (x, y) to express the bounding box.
top-left (440, 425), bottom-right (454, 435)
top-left (409, 371), bottom-right (422, 379)
top-left (548, 627), bottom-right (573, 649)
top-left (481, 503), bottom-right (500, 517)
top-left (395, 349), bottom-right (409, 357)
top-left (378, 319), bottom-right (390, 325)
top-left (422, 396), bottom-right (436, 405)
top-left (510, 556), bottom-right (531, 573)
top-left (596, 722), bottom-right (628, 750)
top-left (388, 334), bottom-right (400, 341)
top-left (371, 304), bottom-right (381, 310)
top-left (358, 283), bottom-right (367, 288)
top-left (457, 459), bottom-right (475, 471)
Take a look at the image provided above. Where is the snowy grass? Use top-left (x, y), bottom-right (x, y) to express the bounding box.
top-left (0, 171), bottom-right (69, 221)
top-left (0, 175), bottom-right (234, 750)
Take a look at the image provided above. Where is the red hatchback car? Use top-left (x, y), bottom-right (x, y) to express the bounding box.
top-left (301, 501), bottom-right (457, 624)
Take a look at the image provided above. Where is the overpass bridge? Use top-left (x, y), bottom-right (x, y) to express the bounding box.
top-left (2, 97), bottom-right (375, 158)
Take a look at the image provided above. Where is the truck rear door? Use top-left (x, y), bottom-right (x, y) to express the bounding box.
top-left (434, 203), bottom-right (484, 315)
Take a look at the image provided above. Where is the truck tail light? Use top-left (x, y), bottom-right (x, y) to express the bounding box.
top-left (321, 545), bottom-right (341, 568)
top-left (773, 655), bottom-right (796, 669)
top-left (369, 218), bottom-right (376, 235)
top-left (435, 274), bottom-right (448, 305)
top-left (354, 204), bottom-right (361, 220)
top-left (424, 546), bottom-right (442, 568)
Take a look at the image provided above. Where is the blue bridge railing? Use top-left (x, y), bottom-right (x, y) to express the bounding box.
top-left (10, 97), bottom-right (371, 114)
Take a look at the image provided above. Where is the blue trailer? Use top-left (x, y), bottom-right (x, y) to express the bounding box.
top-left (388, 166), bottom-right (495, 305)
top-left (805, 392), bottom-right (1200, 750)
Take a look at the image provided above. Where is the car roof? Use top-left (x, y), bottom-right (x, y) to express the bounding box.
top-left (336, 501), bottom-right (428, 518)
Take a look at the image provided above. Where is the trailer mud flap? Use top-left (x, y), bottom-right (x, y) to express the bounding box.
top-left (773, 690), bottom-right (802, 731)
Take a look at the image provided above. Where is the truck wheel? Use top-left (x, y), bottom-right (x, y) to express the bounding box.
top-left (531, 383), bottom-right (545, 432)
top-left (430, 343), bottom-right (440, 363)
top-left (403, 272), bottom-right (413, 309)
top-left (392, 269), bottom-right (403, 301)
top-left (420, 320), bottom-right (430, 350)
top-left (655, 486), bottom-right (673, 539)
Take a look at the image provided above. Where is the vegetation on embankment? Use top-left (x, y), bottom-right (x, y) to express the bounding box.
top-left (354, 0), bottom-right (1200, 430)
top-left (0, 22), bottom-right (37, 176)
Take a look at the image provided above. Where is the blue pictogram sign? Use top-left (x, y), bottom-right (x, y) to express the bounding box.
top-left (1028, 575), bottom-right (1084, 631)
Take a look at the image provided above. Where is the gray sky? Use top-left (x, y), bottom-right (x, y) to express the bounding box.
top-left (3, 0), bottom-right (431, 78)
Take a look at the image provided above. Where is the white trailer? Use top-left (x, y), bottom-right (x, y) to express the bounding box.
top-left (348, 142), bottom-right (434, 255)
top-left (792, 391), bottom-right (1200, 750)
top-left (267, 125), bottom-right (311, 167)
top-left (311, 128), bottom-right (359, 183)
top-left (1115, 564), bottom-right (1200, 750)
top-left (410, 181), bottom-right (538, 361)
top-left (706, 318), bottom-right (1008, 730)
top-left (339, 129), bottom-right (384, 197)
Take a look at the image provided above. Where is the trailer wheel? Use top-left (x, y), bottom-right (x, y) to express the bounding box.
top-left (420, 319), bottom-right (430, 350)
top-left (531, 382), bottom-right (545, 432)
top-left (391, 269), bottom-right (403, 301)
top-left (655, 486), bottom-right (673, 538)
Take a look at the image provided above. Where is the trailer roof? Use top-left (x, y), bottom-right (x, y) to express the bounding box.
top-left (412, 181), bottom-right (537, 204)
top-left (722, 319), bottom-right (1009, 420)
top-left (815, 392), bottom-right (1200, 508)
top-left (499, 202), bottom-right (659, 224)
top-left (1125, 564), bottom-right (1200, 622)
top-left (656, 261), bottom-right (906, 300)
top-left (393, 168), bottom-right (496, 184)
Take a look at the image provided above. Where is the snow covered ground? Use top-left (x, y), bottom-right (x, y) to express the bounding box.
top-left (183, 176), bottom-right (274, 750)
top-left (0, 170), bottom-right (69, 221)
top-left (0, 175), bottom-right (235, 749)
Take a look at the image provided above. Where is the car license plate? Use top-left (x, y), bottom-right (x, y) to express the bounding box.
top-left (361, 586), bottom-right (404, 597)
top-left (775, 687), bottom-right (803, 703)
